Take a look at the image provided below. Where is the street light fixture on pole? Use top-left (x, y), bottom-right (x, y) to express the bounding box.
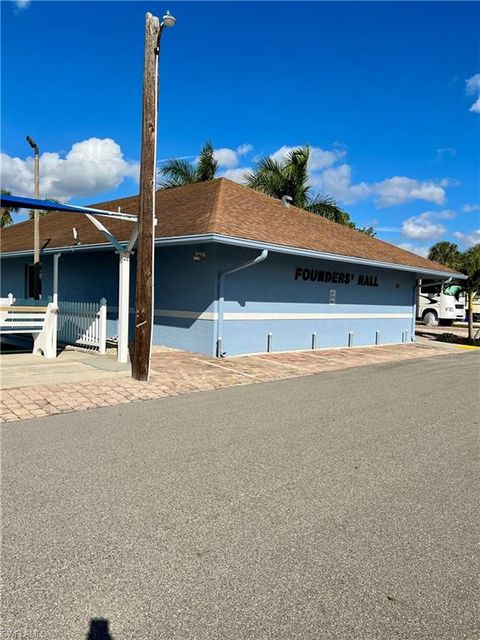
top-left (132, 10), bottom-right (176, 381)
top-left (26, 135), bottom-right (41, 299)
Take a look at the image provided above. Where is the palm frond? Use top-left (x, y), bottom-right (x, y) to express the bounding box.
top-left (196, 141), bottom-right (218, 182)
top-left (158, 158), bottom-right (197, 189)
top-left (0, 209), bottom-right (13, 228)
top-left (306, 194), bottom-right (350, 224)
top-left (1, 189), bottom-right (17, 227)
top-left (244, 157), bottom-right (284, 197)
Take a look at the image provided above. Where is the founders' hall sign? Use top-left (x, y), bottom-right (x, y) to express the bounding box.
top-left (294, 267), bottom-right (379, 287)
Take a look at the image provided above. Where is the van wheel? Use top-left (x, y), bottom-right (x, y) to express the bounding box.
top-left (423, 310), bottom-right (439, 326)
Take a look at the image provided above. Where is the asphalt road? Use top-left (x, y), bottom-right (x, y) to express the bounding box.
top-left (2, 352), bottom-right (479, 640)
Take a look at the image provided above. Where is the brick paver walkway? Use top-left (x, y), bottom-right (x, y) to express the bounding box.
top-left (0, 342), bottom-right (468, 423)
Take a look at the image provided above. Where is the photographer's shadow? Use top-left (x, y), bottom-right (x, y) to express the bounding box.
top-left (86, 618), bottom-right (113, 640)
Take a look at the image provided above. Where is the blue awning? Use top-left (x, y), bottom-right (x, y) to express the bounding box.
top-left (0, 194), bottom-right (137, 222)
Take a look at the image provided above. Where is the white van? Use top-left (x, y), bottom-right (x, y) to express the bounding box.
top-left (417, 280), bottom-right (466, 326)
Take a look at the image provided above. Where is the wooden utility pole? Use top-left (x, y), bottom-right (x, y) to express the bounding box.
top-left (132, 13), bottom-right (161, 381)
top-left (26, 135), bottom-right (41, 299)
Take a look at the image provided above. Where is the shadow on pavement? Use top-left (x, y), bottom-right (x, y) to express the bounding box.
top-left (86, 618), bottom-right (113, 639)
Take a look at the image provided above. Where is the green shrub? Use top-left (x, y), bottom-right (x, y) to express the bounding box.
top-left (437, 333), bottom-right (480, 346)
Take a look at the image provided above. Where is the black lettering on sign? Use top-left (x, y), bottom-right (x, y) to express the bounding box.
top-left (357, 274), bottom-right (379, 287)
top-left (295, 267), bottom-right (379, 286)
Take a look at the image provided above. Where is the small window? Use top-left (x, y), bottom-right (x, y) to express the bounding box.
top-left (329, 289), bottom-right (336, 305)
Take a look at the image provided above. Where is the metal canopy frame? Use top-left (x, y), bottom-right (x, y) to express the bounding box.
top-left (0, 195), bottom-right (137, 222)
top-left (0, 194), bottom-right (138, 364)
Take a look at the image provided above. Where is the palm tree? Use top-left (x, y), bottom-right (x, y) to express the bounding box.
top-left (158, 141), bottom-right (218, 189)
top-left (1, 189), bottom-right (18, 228)
top-left (459, 244), bottom-right (480, 339)
top-left (428, 241), bottom-right (462, 270)
top-left (244, 146), bottom-right (369, 230)
top-left (27, 198), bottom-right (59, 220)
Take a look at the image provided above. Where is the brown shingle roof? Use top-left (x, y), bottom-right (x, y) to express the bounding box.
top-left (0, 178), bottom-right (459, 275)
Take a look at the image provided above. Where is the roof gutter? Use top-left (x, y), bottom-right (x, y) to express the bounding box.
top-left (216, 249), bottom-right (269, 357)
top-left (0, 232), bottom-right (465, 280)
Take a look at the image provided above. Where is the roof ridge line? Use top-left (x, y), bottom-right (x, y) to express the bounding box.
top-left (208, 178), bottom-right (226, 231)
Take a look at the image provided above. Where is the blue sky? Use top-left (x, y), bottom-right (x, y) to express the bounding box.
top-left (1, 0), bottom-right (479, 255)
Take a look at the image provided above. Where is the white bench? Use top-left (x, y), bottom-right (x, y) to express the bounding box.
top-left (0, 302), bottom-right (58, 358)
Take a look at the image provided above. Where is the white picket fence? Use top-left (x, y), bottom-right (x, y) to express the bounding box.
top-left (56, 298), bottom-right (107, 353)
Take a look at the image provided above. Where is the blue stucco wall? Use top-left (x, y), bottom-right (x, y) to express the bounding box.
top-left (1, 245), bottom-right (218, 355)
top-left (151, 244), bottom-right (217, 354)
top-left (1, 241), bottom-right (417, 357)
top-left (215, 245), bottom-right (416, 356)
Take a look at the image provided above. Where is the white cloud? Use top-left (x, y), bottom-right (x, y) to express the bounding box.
top-left (220, 167), bottom-right (250, 183)
top-left (469, 97), bottom-right (480, 114)
top-left (466, 73), bottom-right (480, 94)
top-left (0, 137), bottom-right (139, 201)
top-left (396, 243), bottom-right (430, 258)
top-left (373, 177), bottom-right (446, 207)
top-left (436, 147), bottom-right (457, 159)
top-left (401, 211), bottom-right (447, 240)
top-left (311, 167), bottom-right (448, 208)
top-left (237, 144), bottom-right (253, 156)
top-left (453, 229), bottom-right (480, 248)
top-left (269, 145), bottom-right (295, 163)
top-left (15, 0), bottom-right (31, 8)
top-left (463, 203), bottom-right (480, 213)
top-left (216, 142), bottom-right (455, 209)
top-left (437, 209), bottom-right (457, 219)
top-left (212, 143), bottom-right (253, 168)
top-left (465, 73), bottom-right (480, 113)
top-left (270, 145), bottom-right (345, 171)
top-left (213, 148), bottom-right (239, 168)
top-left (311, 163), bottom-right (370, 204)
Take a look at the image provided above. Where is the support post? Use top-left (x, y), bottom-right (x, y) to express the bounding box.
top-left (33, 149), bottom-right (40, 299)
top-left (26, 135), bottom-right (41, 299)
top-left (52, 253), bottom-right (60, 344)
top-left (99, 298), bottom-right (107, 355)
top-left (52, 253), bottom-right (60, 304)
top-left (133, 13), bottom-right (160, 381)
top-left (267, 332), bottom-right (273, 353)
top-left (118, 251), bottom-right (131, 363)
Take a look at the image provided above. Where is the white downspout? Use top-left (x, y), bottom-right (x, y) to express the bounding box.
top-left (216, 250), bottom-right (268, 357)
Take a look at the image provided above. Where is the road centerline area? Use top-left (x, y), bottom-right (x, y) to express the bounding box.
top-left (2, 352), bottom-right (478, 640)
